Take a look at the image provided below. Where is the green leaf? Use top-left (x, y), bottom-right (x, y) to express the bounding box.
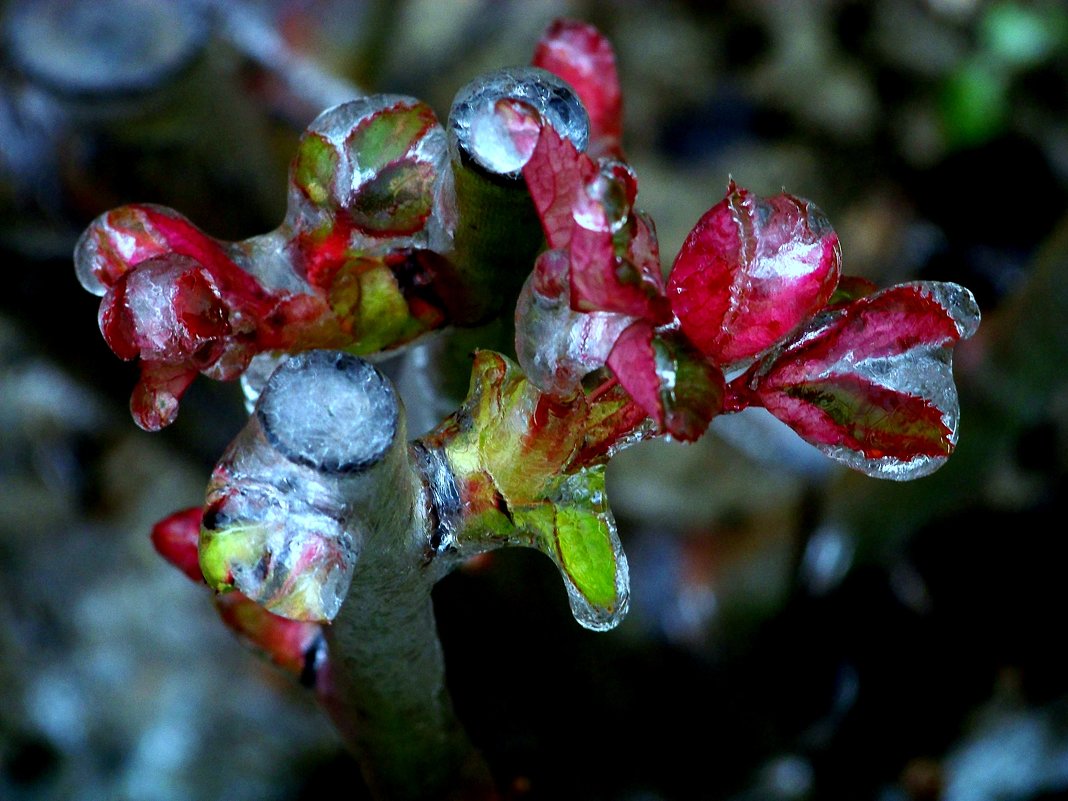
top-left (344, 263), bottom-right (425, 353)
top-left (346, 101), bottom-right (437, 174)
top-left (293, 132), bottom-right (339, 206)
top-left (556, 504), bottom-right (617, 612)
top-left (351, 159), bottom-right (435, 235)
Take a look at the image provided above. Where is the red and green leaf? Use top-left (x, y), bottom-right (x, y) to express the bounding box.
top-left (607, 322), bottom-right (725, 442)
top-left (345, 100), bottom-right (438, 174)
top-left (293, 131), bottom-right (340, 207)
top-left (350, 159), bottom-right (436, 235)
top-left (746, 281), bottom-right (981, 478)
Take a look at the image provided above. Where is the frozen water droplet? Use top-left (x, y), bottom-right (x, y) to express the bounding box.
top-left (573, 166), bottom-right (632, 233)
top-left (72, 224), bottom-right (110, 296)
top-left (240, 352), bottom-right (287, 414)
top-left (449, 66), bottom-right (589, 177)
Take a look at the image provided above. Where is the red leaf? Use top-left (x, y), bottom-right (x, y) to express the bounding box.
top-left (144, 207), bottom-right (276, 317)
top-left (760, 373), bottom-right (953, 459)
top-left (151, 507), bottom-right (205, 583)
top-left (568, 225), bottom-right (665, 320)
top-left (762, 283), bottom-right (971, 389)
top-left (668, 182), bottom-right (841, 365)
top-left (533, 18), bottom-right (623, 158)
top-left (522, 124), bottom-right (598, 249)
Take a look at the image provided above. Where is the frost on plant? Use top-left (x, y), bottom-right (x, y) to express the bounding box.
top-left (73, 15), bottom-right (980, 800)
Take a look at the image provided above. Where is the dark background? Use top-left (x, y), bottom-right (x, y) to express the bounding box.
top-left (2, 1), bottom-right (1067, 799)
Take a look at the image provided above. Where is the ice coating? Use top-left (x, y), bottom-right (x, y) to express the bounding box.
top-left (449, 66), bottom-right (590, 177)
top-left (559, 527), bottom-right (630, 631)
top-left (240, 352), bottom-right (288, 413)
top-left (544, 468), bottom-right (631, 631)
top-left (72, 96), bottom-right (460, 429)
top-left (257, 351), bottom-right (398, 474)
top-left (200, 429), bottom-right (360, 622)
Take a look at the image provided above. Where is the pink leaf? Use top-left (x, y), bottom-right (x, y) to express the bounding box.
top-left (533, 18), bottom-right (623, 158)
top-left (522, 124), bottom-right (597, 249)
top-left (747, 281), bottom-right (980, 479)
top-left (607, 320), bottom-right (661, 427)
top-left (668, 182), bottom-right (842, 366)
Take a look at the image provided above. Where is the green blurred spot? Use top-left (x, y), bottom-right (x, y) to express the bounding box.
top-left (941, 60), bottom-right (1008, 149)
top-left (983, 2), bottom-right (1067, 68)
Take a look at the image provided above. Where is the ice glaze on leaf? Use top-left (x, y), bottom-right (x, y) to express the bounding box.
top-left (533, 18), bottom-right (623, 158)
top-left (345, 101), bottom-right (437, 174)
top-left (747, 281), bottom-right (980, 479)
top-left (668, 182), bottom-right (842, 366)
top-left (547, 468), bottom-right (628, 629)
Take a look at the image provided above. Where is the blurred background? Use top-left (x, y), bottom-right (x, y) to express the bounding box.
top-left (1, 1), bottom-right (1067, 799)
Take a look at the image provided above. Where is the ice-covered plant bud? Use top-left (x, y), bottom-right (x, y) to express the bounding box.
top-left (199, 351), bottom-right (411, 621)
top-left (732, 281), bottom-right (981, 479)
top-left (287, 95), bottom-right (449, 255)
top-left (668, 180), bottom-right (842, 367)
top-left (73, 97), bottom-right (461, 430)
